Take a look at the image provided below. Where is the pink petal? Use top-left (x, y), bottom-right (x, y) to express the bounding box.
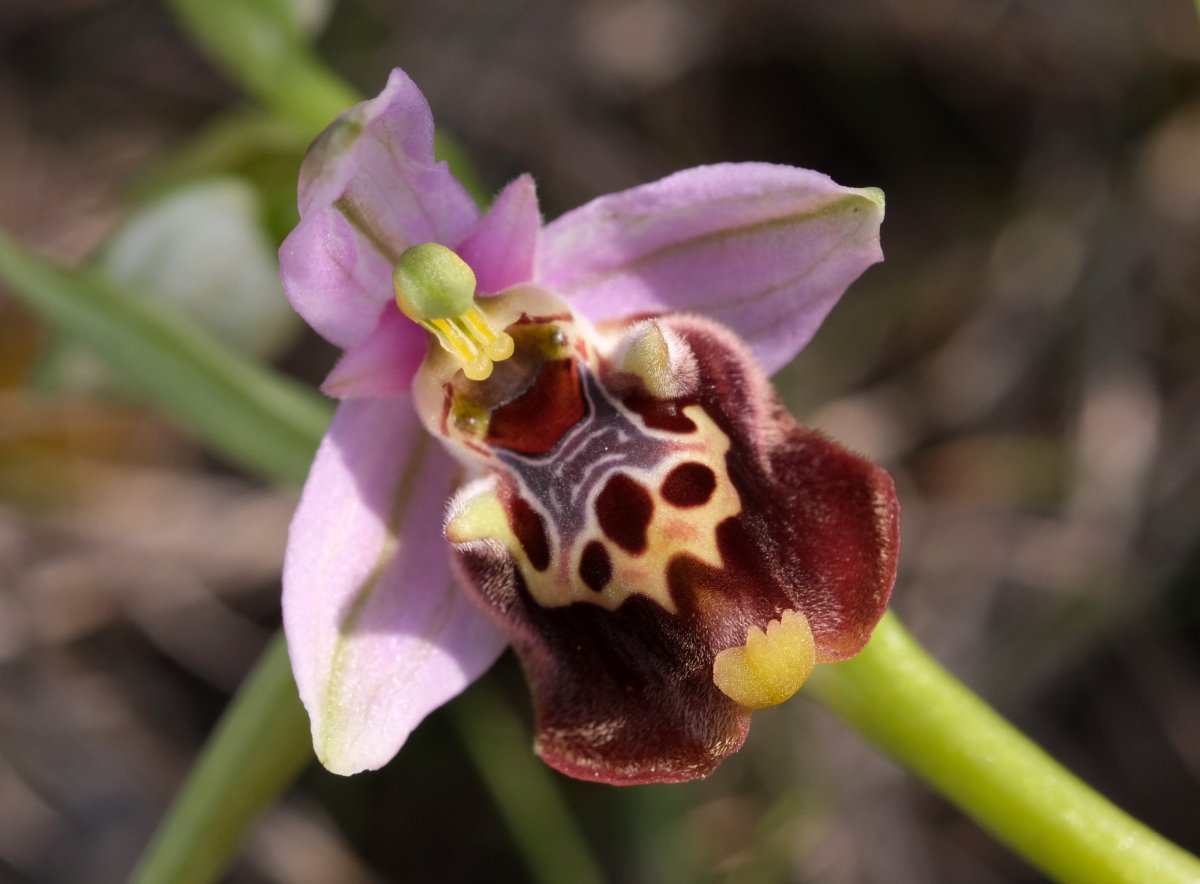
top-left (538, 163), bottom-right (884, 375)
top-left (283, 398), bottom-right (507, 775)
top-left (279, 209), bottom-right (394, 348)
top-left (282, 69), bottom-right (480, 348)
top-left (321, 304), bottom-right (428, 398)
top-left (457, 174), bottom-right (541, 294)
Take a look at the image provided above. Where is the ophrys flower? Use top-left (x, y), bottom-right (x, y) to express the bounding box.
top-left (281, 69), bottom-right (899, 784)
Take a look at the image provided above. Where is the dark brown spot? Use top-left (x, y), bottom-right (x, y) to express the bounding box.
top-left (508, 494), bottom-right (551, 571)
top-left (661, 462), bottom-right (717, 508)
top-left (579, 541), bottom-right (612, 591)
top-left (620, 392), bottom-right (698, 433)
top-left (486, 359), bottom-right (585, 456)
top-left (596, 473), bottom-right (654, 554)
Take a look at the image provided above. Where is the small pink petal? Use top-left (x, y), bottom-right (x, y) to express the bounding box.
top-left (322, 304), bottom-right (428, 398)
top-left (283, 399), bottom-right (507, 775)
top-left (282, 68), bottom-right (480, 348)
top-left (457, 174), bottom-right (541, 294)
top-left (538, 163), bottom-right (884, 375)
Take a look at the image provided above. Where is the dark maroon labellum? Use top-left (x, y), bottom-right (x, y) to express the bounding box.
top-left (429, 292), bottom-right (899, 784)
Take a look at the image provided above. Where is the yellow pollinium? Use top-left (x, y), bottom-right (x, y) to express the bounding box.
top-left (393, 243), bottom-right (514, 381)
top-left (425, 307), bottom-right (515, 381)
top-left (712, 610), bottom-right (816, 709)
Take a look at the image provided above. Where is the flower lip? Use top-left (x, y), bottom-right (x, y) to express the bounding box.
top-left (439, 308), bottom-right (899, 783)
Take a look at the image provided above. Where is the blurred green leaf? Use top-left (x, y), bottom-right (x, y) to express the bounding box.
top-left (164, 0), bottom-right (490, 204)
top-left (130, 109), bottom-right (312, 240)
top-left (130, 635), bottom-right (311, 884)
top-left (451, 689), bottom-right (606, 884)
top-left (0, 230), bottom-right (329, 484)
top-left (97, 177), bottom-right (301, 360)
top-left (165, 0), bottom-right (357, 136)
top-left (250, 0), bottom-right (336, 40)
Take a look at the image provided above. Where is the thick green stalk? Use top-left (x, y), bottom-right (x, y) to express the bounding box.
top-left (809, 612), bottom-right (1200, 884)
top-left (129, 635), bottom-right (311, 884)
top-left (451, 689), bottom-right (607, 884)
top-left (161, 0), bottom-right (488, 200)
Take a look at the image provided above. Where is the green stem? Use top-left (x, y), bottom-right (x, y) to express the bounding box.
top-left (129, 635), bottom-right (312, 884)
top-left (161, 0), bottom-right (489, 200)
top-left (450, 687), bottom-right (606, 884)
top-left (809, 612), bottom-right (1200, 884)
top-left (164, 0), bottom-right (358, 135)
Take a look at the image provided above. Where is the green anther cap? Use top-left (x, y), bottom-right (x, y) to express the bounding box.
top-left (393, 243), bottom-right (477, 321)
top-left (392, 242), bottom-right (515, 382)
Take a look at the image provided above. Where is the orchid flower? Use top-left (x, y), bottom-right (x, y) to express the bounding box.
top-left (280, 68), bottom-right (899, 785)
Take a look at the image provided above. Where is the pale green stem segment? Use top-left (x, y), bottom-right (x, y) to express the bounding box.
top-left (129, 635), bottom-right (310, 884)
top-left (159, 0), bottom-right (486, 197)
top-left (451, 689), bottom-right (607, 884)
top-left (810, 612), bottom-right (1200, 884)
top-left (163, 0), bottom-right (358, 136)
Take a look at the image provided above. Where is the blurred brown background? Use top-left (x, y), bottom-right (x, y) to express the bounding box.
top-left (1, 1), bottom-right (1199, 882)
